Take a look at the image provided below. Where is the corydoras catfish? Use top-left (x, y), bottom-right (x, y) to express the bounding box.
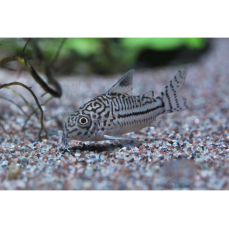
top-left (61, 66), bottom-right (191, 150)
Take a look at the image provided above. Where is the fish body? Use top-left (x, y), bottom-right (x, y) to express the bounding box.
top-left (61, 66), bottom-right (191, 150)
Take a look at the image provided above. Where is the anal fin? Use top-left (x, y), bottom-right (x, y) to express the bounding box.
top-left (150, 117), bottom-right (162, 127)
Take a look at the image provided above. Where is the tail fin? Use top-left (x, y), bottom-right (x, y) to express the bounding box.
top-left (160, 66), bottom-right (192, 113)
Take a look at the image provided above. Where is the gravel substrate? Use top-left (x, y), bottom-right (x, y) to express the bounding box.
top-left (0, 38), bottom-right (229, 190)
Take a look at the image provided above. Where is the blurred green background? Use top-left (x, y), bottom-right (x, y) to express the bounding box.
top-left (0, 38), bottom-right (209, 75)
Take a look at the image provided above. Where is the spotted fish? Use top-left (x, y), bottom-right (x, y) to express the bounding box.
top-left (61, 66), bottom-right (191, 150)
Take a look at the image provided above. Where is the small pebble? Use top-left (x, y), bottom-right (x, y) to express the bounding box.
top-left (8, 163), bottom-right (20, 180)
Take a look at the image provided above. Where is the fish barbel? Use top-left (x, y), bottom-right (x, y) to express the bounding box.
top-left (61, 66), bottom-right (191, 150)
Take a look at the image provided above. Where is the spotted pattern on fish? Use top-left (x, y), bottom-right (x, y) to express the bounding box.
top-left (61, 66), bottom-right (191, 150)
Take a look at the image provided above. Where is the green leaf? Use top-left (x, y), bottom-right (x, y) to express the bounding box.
top-left (121, 38), bottom-right (206, 51)
top-left (64, 38), bottom-right (102, 56)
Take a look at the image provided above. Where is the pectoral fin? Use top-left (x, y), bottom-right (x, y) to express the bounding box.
top-left (104, 135), bottom-right (137, 149)
top-left (104, 134), bottom-right (135, 141)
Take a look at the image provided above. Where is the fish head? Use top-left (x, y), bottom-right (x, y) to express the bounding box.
top-left (61, 108), bottom-right (105, 149)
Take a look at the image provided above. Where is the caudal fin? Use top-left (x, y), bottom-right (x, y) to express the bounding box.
top-left (160, 66), bottom-right (192, 113)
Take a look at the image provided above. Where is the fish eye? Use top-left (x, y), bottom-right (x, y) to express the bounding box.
top-left (79, 117), bottom-right (88, 124)
top-left (78, 115), bottom-right (90, 127)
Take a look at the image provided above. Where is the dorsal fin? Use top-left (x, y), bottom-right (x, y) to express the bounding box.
top-left (106, 69), bottom-right (135, 95)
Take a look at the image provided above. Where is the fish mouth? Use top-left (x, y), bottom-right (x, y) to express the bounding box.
top-left (60, 132), bottom-right (69, 150)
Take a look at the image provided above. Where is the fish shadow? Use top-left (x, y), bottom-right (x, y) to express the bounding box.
top-left (68, 142), bottom-right (123, 153)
